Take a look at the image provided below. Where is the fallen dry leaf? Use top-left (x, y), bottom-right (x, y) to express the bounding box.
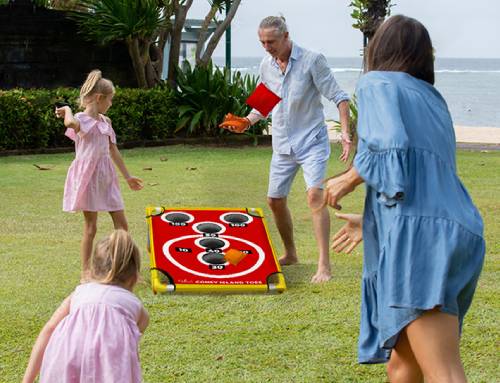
top-left (33, 164), bottom-right (54, 170)
top-left (143, 167), bottom-right (153, 171)
top-left (215, 355), bottom-right (224, 361)
top-left (148, 182), bottom-right (159, 186)
top-left (186, 167), bottom-right (197, 171)
top-left (160, 156), bottom-right (168, 162)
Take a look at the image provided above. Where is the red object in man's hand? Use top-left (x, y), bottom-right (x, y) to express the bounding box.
top-left (219, 113), bottom-right (251, 133)
top-left (246, 83), bottom-right (281, 116)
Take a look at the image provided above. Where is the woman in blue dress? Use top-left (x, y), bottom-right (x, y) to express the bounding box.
top-left (325, 15), bottom-right (485, 383)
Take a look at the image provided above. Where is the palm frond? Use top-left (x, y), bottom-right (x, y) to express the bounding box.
top-left (71, 0), bottom-right (165, 43)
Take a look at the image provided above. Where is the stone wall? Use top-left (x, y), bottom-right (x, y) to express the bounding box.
top-left (0, 0), bottom-right (136, 89)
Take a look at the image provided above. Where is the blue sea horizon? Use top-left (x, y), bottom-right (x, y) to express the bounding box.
top-left (213, 57), bottom-right (500, 128)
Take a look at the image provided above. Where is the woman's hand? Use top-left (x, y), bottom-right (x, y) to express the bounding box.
top-left (324, 167), bottom-right (363, 210)
top-left (126, 176), bottom-right (143, 191)
top-left (332, 213), bottom-right (363, 254)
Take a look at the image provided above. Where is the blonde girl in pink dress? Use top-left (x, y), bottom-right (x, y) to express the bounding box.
top-left (55, 70), bottom-right (143, 281)
top-left (23, 230), bottom-right (149, 383)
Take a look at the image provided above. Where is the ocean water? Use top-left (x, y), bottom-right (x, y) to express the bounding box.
top-left (213, 57), bottom-right (500, 128)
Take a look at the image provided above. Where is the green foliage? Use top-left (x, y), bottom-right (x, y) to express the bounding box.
top-left (0, 88), bottom-right (76, 150)
top-left (349, 0), bottom-right (393, 40)
top-left (347, 96), bottom-right (358, 146)
top-left (173, 61), bottom-right (269, 139)
top-left (71, 0), bottom-right (166, 44)
top-left (0, 87), bottom-right (177, 151)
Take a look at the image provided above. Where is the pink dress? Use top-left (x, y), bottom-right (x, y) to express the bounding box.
top-left (40, 282), bottom-right (144, 383)
top-left (63, 112), bottom-right (124, 212)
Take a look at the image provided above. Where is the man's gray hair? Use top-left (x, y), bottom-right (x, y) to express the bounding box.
top-left (259, 16), bottom-right (288, 35)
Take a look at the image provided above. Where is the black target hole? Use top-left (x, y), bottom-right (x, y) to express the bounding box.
top-left (196, 222), bottom-right (223, 234)
top-left (202, 252), bottom-right (226, 265)
top-left (165, 212), bottom-right (190, 223)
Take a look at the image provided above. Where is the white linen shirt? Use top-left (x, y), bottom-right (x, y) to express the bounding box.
top-left (251, 42), bottom-right (349, 156)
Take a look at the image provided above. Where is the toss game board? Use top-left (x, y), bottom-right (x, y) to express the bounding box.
top-left (146, 206), bottom-right (286, 294)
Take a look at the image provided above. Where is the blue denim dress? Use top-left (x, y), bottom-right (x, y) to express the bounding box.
top-left (353, 71), bottom-right (485, 363)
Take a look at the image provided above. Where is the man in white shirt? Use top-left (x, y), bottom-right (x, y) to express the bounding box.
top-left (221, 16), bottom-right (350, 282)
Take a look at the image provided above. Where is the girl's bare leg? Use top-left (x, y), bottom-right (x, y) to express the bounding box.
top-left (81, 211), bottom-right (98, 281)
top-left (109, 210), bottom-right (128, 231)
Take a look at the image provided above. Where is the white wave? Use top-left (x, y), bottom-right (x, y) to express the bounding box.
top-left (330, 68), bottom-right (363, 73)
top-left (435, 69), bottom-right (500, 73)
top-left (224, 66), bottom-right (500, 74)
top-left (328, 68), bottom-right (500, 74)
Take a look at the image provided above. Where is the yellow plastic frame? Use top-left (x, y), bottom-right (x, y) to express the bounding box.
top-left (146, 206), bottom-right (286, 294)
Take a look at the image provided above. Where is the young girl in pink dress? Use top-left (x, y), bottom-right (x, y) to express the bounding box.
top-left (23, 230), bottom-right (149, 383)
top-left (55, 70), bottom-right (143, 280)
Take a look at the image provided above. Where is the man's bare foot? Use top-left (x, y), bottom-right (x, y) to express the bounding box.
top-left (279, 255), bottom-right (298, 266)
top-left (311, 269), bottom-right (332, 283)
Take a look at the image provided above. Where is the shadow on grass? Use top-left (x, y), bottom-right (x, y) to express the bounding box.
top-left (281, 263), bottom-right (317, 287)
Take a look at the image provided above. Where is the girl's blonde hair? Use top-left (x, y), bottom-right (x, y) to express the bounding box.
top-left (79, 69), bottom-right (115, 108)
top-left (90, 230), bottom-right (141, 285)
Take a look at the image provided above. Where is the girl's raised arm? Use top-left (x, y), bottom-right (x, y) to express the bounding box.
top-left (22, 295), bottom-right (72, 383)
top-left (55, 106), bottom-right (80, 133)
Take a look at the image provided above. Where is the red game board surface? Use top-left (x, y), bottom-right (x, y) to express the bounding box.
top-left (149, 208), bottom-right (280, 286)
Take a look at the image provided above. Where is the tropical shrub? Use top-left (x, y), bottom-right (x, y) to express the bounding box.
top-left (173, 61), bottom-right (269, 140)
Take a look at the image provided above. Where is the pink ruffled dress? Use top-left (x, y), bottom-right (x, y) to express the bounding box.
top-left (63, 112), bottom-right (124, 212)
top-left (40, 282), bottom-right (144, 383)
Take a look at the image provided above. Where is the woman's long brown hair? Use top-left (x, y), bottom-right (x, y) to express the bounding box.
top-left (366, 14), bottom-right (435, 84)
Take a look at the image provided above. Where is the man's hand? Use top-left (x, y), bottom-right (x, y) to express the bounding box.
top-left (337, 100), bottom-right (351, 162)
top-left (339, 131), bottom-right (352, 162)
top-left (331, 213), bottom-right (363, 254)
top-left (219, 113), bottom-right (251, 133)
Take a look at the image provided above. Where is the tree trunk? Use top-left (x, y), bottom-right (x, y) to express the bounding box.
top-left (145, 61), bottom-right (159, 88)
top-left (150, 26), bottom-right (171, 82)
top-left (198, 0), bottom-right (241, 67)
top-left (195, 4), bottom-right (218, 66)
top-left (167, 0), bottom-right (194, 87)
top-left (126, 37), bottom-right (148, 88)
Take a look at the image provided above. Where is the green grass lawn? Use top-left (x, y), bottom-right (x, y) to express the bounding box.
top-left (0, 144), bottom-right (499, 382)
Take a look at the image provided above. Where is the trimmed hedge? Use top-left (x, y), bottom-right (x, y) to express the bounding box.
top-left (0, 87), bottom-right (177, 150)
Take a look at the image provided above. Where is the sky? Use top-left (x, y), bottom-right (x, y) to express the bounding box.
top-left (187, 0), bottom-right (500, 59)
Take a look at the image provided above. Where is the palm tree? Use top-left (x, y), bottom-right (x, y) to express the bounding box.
top-left (166, 0), bottom-right (241, 86)
top-left (69, 0), bottom-right (241, 88)
top-left (347, 0), bottom-right (393, 150)
top-left (71, 0), bottom-right (171, 88)
top-left (350, 0), bottom-right (393, 48)
top-left (194, 0), bottom-right (241, 68)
